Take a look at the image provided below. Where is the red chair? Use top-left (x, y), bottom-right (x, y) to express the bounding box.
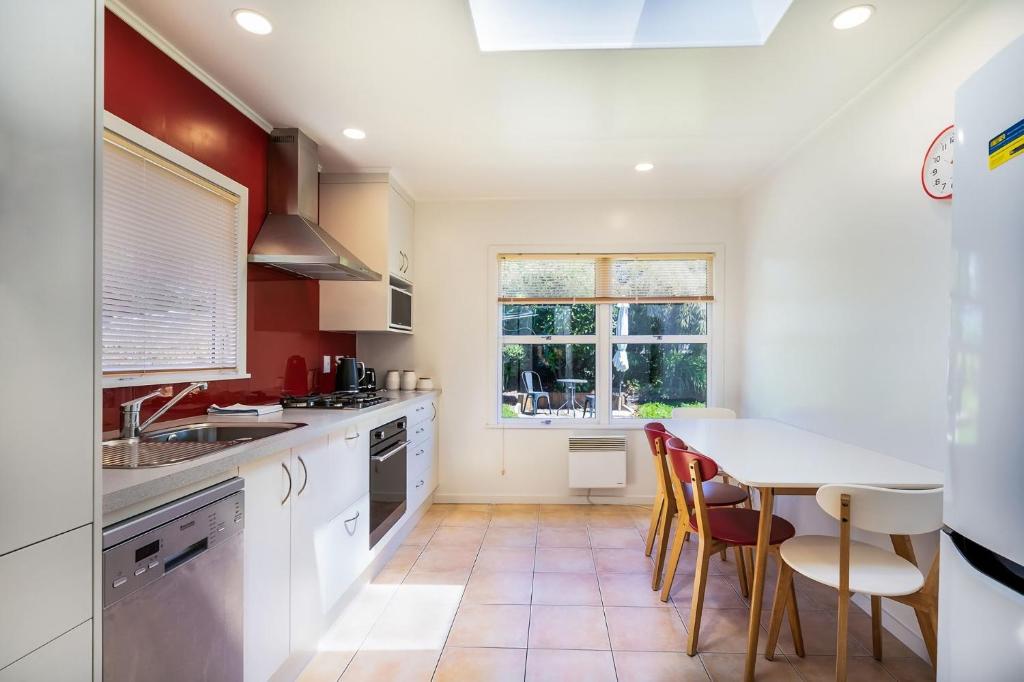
top-left (664, 436), bottom-right (805, 657)
top-left (643, 423), bottom-right (749, 594)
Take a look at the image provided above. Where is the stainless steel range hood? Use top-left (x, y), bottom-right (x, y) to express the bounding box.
top-left (248, 128), bottom-right (381, 281)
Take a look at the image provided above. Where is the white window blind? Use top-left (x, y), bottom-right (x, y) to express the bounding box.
top-left (102, 128), bottom-right (244, 381)
top-left (499, 253), bottom-right (714, 303)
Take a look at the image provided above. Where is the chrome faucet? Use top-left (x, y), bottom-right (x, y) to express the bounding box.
top-left (120, 382), bottom-right (208, 440)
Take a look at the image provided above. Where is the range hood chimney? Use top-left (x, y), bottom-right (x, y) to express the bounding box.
top-left (248, 128), bottom-right (381, 281)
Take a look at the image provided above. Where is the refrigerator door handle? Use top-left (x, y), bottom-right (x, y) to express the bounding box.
top-left (944, 527), bottom-right (1024, 596)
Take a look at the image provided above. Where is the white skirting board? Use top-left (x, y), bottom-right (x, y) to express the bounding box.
top-left (433, 492), bottom-right (656, 506)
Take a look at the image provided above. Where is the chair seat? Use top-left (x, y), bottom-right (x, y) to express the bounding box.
top-left (689, 507), bottom-right (795, 546)
top-left (684, 481), bottom-right (749, 507)
top-left (779, 535), bottom-right (924, 597)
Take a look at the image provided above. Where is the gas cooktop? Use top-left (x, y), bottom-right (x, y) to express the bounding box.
top-left (280, 390), bottom-right (390, 410)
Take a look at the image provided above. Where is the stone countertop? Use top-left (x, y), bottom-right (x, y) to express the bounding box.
top-left (102, 390), bottom-right (439, 515)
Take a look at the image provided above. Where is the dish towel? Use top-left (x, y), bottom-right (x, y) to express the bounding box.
top-left (207, 403), bottom-right (284, 416)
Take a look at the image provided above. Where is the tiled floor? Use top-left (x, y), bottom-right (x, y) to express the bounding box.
top-left (298, 504), bottom-right (934, 682)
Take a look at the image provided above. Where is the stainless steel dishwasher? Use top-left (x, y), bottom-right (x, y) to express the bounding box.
top-left (103, 478), bottom-right (244, 681)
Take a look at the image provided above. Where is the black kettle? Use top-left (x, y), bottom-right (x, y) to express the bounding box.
top-left (335, 357), bottom-right (365, 393)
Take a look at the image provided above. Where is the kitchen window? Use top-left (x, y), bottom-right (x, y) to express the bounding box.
top-left (101, 113), bottom-right (248, 387)
top-left (495, 252), bottom-right (718, 424)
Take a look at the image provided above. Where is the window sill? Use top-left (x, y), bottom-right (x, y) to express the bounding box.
top-left (486, 419), bottom-right (655, 430)
top-left (102, 370), bottom-right (251, 389)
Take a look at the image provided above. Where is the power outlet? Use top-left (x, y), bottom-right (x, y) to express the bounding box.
top-left (323, 355), bottom-right (332, 374)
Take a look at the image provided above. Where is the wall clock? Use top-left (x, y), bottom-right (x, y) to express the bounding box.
top-left (921, 124), bottom-right (955, 199)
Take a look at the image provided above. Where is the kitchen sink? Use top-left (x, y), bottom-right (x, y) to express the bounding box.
top-left (102, 422), bottom-right (306, 469)
top-left (141, 422), bottom-right (305, 443)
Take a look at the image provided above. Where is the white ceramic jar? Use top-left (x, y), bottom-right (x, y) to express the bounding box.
top-left (400, 370), bottom-right (418, 391)
top-left (384, 370), bottom-right (401, 391)
top-left (416, 377), bottom-right (434, 391)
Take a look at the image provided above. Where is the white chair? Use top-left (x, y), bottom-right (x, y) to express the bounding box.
top-left (670, 406), bottom-right (737, 419)
top-left (765, 484), bottom-right (943, 681)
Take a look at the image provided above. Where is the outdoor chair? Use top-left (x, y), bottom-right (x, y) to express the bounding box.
top-left (520, 370), bottom-right (552, 415)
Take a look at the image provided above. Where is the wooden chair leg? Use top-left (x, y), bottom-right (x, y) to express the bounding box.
top-left (659, 514), bottom-right (689, 602)
top-left (786, 571), bottom-right (805, 658)
top-left (836, 587), bottom-right (850, 682)
top-left (645, 492), bottom-right (664, 557)
top-left (651, 507), bottom-right (674, 591)
top-left (733, 545), bottom-right (749, 598)
top-left (870, 595), bottom-right (883, 661)
top-left (686, 538), bottom-right (714, 656)
top-left (764, 558), bottom-right (792, 660)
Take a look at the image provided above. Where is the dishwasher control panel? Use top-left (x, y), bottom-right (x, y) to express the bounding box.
top-left (102, 489), bottom-right (244, 607)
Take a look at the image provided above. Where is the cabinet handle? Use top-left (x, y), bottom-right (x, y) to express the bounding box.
top-left (344, 511), bottom-right (360, 535)
top-left (281, 463), bottom-right (292, 506)
top-left (345, 432), bottom-right (360, 441)
top-left (416, 480), bottom-right (424, 488)
top-left (431, 403), bottom-right (436, 422)
top-left (297, 455), bottom-right (309, 496)
top-left (415, 449), bottom-right (424, 457)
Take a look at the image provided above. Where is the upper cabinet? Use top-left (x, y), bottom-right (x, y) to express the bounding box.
top-left (319, 173), bottom-right (415, 333)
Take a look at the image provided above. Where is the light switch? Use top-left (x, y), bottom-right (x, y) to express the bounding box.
top-left (323, 355), bottom-right (331, 373)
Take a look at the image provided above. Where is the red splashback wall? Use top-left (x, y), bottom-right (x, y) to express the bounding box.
top-left (102, 10), bottom-right (355, 432)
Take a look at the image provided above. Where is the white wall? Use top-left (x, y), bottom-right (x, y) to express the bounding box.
top-left (738, 0), bottom-right (1024, 653)
top-left (360, 198), bottom-right (742, 504)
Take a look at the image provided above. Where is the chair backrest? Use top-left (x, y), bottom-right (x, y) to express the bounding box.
top-left (664, 436), bottom-right (719, 484)
top-left (670, 407), bottom-right (737, 420)
top-left (643, 422), bottom-right (669, 457)
top-left (816, 485), bottom-right (944, 536)
top-left (521, 370), bottom-right (541, 392)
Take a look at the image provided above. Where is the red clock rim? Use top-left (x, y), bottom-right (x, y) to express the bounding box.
top-left (921, 124), bottom-right (955, 200)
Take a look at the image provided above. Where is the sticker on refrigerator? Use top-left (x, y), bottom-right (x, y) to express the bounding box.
top-left (988, 117), bottom-right (1024, 170)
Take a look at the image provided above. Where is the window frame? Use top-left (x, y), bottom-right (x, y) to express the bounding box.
top-left (489, 244), bottom-right (725, 429)
top-left (101, 111), bottom-right (249, 388)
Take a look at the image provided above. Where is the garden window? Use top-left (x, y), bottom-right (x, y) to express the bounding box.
top-left (101, 113), bottom-right (248, 387)
top-left (497, 253), bottom-right (715, 423)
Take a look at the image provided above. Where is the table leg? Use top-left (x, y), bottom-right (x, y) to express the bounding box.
top-left (744, 486), bottom-right (774, 682)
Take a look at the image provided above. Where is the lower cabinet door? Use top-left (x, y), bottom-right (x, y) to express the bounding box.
top-left (409, 466), bottom-right (433, 511)
top-left (408, 437), bottom-right (433, 480)
top-left (0, 620), bottom-right (91, 682)
top-left (320, 494), bottom-right (371, 614)
top-left (239, 451), bottom-right (292, 682)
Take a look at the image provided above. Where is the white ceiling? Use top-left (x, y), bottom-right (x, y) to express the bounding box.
top-left (116, 0), bottom-right (963, 200)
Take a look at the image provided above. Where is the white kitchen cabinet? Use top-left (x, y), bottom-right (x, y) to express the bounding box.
top-left (409, 465), bottom-right (434, 511)
top-left (409, 437), bottom-right (435, 486)
top-left (319, 494), bottom-right (370, 615)
top-left (0, 0), bottom-right (96, 559)
top-left (289, 436), bottom-right (337, 663)
top-left (319, 173), bottom-right (415, 333)
top-left (239, 450), bottom-right (293, 682)
top-left (0, 525), bottom-right (93, 671)
top-left (327, 422), bottom-right (371, 512)
top-left (0, 620), bottom-right (92, 682)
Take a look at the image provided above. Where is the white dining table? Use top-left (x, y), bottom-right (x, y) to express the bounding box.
top-left (665, 418), bottom-right (944, 681)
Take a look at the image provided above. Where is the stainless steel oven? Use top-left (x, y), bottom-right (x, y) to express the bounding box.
top-left (102, 478), bottom-right (244, 681)
top-left (369, 416), bottom-right (407, 546)
top-left (389, 280), bottom-right (412, 331)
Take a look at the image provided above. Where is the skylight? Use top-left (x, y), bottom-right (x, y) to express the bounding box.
top-left (469, 0), bottom-right (793, 52)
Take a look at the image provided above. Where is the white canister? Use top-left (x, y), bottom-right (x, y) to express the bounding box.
top-left (400, 370), bottom-right (418, 391)
top-left (416, 377), bottom-right (434, 391)
top-left (384, 370), bottom-right (401, 391)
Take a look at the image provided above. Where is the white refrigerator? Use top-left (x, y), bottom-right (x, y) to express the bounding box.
top-left (940, 34), bottom-right (1024, 680)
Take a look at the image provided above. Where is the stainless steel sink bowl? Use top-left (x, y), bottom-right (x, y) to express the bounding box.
top-left (141, 422), bottom-right (305, 443)
top-left (102, 422), bottom-right (306, 469)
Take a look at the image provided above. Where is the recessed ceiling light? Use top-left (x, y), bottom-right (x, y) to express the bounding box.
top-left (343, 128), bottom-right (367, 140)
top-left (832, 5), bottom-right (874, 30)
top-left (635, 162), bottom-right (654, 172)
top-left (233, 9), bottom-right (272, 35)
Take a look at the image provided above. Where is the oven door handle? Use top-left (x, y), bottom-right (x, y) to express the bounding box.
top-left (371, 441), bottom-right (409, 463)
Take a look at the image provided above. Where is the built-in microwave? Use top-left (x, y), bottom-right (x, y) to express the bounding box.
top-left (389, 278), bottom-right (412, 331)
